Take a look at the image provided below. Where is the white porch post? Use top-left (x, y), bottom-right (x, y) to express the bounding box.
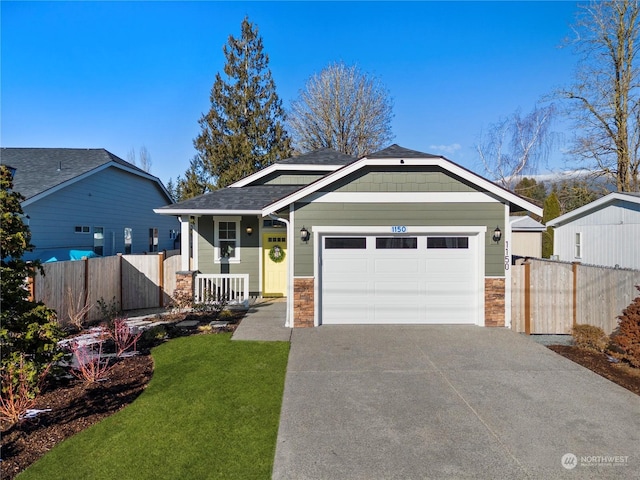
top-left (192, 216), bottom-right (200, 271)
top-left (180, 215), bottom-right (191, 271)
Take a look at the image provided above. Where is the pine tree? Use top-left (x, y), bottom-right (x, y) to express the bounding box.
top-left (542, 191), bottom-right (561, 258)
top-left (0, 166), bottom-right (63, 375)
top-left (175, 156), bottom-right (215, 201)
top-left (194, 17), bottom-right (291, 188)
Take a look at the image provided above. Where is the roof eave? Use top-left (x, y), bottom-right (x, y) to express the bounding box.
top-left (154, 208), bottom-right (262, 216)
top-left (547, 192), bottom-right (640, 227)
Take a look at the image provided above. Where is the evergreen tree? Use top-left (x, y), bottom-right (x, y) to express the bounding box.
top-left (542, 191), bottom-right (561, 258)
top-left (0, 166), bottom-right (63, 375)
top-left (514, 177), bottom-right (547, 204)
top-left (175, 156), bottom-right (215, 201)
top-left (194, 17), bottom-right (291, 188)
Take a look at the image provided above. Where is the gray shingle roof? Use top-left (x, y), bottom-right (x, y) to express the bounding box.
top-left (367, 144), bottom-right (441, 159)
top-left (277, 148), bottom-right (356, 165)
top-left (157, 185), bottom-right (302, 212)
top-left (0, 148), bottom-right (151, 200)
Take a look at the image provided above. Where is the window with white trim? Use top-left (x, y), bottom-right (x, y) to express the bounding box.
top-left (124, 228), bottom-right (132, 254)
top-left (214, 217), bottom-right (240, 263)
top-left (94, 227), bottom-right (104, 255)
top-left (149, 228), bottom-right (158, 252)
top-left (575, 232), bottom-right (582, 259)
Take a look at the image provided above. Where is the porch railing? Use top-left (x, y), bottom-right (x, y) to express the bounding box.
top-left (194, 274), bottom-right (249, 307)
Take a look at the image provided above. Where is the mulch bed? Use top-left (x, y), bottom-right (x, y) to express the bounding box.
top-left (1, 355), bottom-right (154, 479)
top-left (548, 345), bottom-right (640, 396)
top-left (0, 310), bottom-right (243, 479)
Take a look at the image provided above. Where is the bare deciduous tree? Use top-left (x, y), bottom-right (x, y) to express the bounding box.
top-left (477, 104), bottom-right (556, 191)
top-left (126, 146), bottom-right (152, 173)
top-left (560, 0), bottom-right (640, 192)
top-left (288, 62), bottom-right (394, 158)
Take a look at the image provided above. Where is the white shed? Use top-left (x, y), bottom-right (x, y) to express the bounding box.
top-left (510, 215), bottom-right (545, 258)
top-left (547, 192), bottom-right (640, 269)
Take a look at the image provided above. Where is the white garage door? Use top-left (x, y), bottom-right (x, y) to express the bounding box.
top-left (321, 234), bottom-right (480, 324)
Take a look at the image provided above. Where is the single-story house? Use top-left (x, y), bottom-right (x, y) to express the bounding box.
top-left (1, 148), bottom-right (178, 262)
top-left (155, 145), bottom-right (542, 328)
top-left (547, 192), bottom-right (640, 270)
top-left (510, 215), bottom-right (545, 258)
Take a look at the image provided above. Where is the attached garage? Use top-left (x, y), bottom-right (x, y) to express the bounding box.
top-left (320, 229), bottom-right (484, 325)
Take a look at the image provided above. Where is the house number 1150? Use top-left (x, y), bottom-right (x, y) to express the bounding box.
top-left (391, 226), bottom-right (407, 233)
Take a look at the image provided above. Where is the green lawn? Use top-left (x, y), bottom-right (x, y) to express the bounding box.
top-left (19, 334), bottom-right (290, 480)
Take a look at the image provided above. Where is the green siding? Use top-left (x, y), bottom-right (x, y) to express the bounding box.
top-left (196, 216), bottom-right (261, 294)
top-left (263, 173), bottom-right (326, 185)
top-left (293, 202), bottom-right (505, 277)
top-left (249, 171), bottom-right (327, 186)
top-left (323, 167), bottom-right (483, 193)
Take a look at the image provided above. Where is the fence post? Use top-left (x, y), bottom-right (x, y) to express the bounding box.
top-left (27, 267), bottom-right (35, 302)
top-left (572, 262), bottom-right (579, 329)
top-left (158, 251), bottom-right (165, 308)
top-left (524, 260), bottom-right (531, 335)
top-left (118, 253), bottom-right (123, 311)
top-left (83, 257), bottom-right (90, 323)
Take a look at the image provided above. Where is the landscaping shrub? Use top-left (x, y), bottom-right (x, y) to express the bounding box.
top-left (571, 324), bottom-right (608, 352)
top-left (609, 286), bottom-right (640, 367)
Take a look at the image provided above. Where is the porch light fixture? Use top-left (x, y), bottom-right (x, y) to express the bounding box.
top-left (492, 226), bottom-right (502, 244)
top-left (246, 226), bottom-right (253, 236)
top-left (300, 226), bottom-right (310, 243)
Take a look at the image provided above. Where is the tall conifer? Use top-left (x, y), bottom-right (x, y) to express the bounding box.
top-left (194, 17), bottom-right (291, 188)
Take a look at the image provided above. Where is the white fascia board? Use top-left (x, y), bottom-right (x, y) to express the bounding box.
top-left (230, 163), bottom-right (342, 187)
top-left (22, 162), bottom-right (172, 207)
top-left (262, 157), bottom-right (543, 216)
top-left (547, 192), bottom-right (640, 227)
top-left (153, 209), bottom-right (262, 216)
top-left (303, 191), bottom-right (501, 203)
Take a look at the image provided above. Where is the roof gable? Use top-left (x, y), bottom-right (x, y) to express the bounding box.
top-left (1, 148), bottom-right (172, 204)
top-left (230, 148), bottom-right (355, 187)
top-left (547, 192), bottom-right (640, 227)
top-left (262, 145), bottom-right (543, 217)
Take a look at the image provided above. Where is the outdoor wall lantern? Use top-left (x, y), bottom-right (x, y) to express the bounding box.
top-left (492, 226), bottom-right (502, 244)
top-left (300, 226), bottom-right (310, 243)
top-left (246, 226), bottom-right (253, 236)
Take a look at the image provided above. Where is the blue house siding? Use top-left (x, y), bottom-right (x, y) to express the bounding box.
top-left (23, 166), bottom-right (178, 260)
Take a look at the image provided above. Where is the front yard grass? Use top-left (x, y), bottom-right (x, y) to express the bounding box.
top-left (18, 334), bottom-right (289, 480)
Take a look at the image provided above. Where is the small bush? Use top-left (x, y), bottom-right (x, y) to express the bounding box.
top-left (609, 287), bottom-right (640, 367)
top-left (0, 354), bottom-right (51, 426)
top-left (139, 325), bottom-right (168, 348)
top-left (67, 332), bottom-right (115, 385)
top-left (96, 296), bottom-right (121, 326)
top-left (571, 324), bottom-right (608, 352)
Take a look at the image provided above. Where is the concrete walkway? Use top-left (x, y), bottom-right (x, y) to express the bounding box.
top-left (231, 299), bottom-right (291, 342)
top-left (273, 325), bottom-right (640, 480)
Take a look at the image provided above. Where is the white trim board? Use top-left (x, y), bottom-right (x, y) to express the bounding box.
top-left (302, 191), bottom-right (502, 203)
top-left (230, 163), bottom-right (344, 187)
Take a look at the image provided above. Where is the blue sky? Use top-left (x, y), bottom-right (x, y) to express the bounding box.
top-left (2, 1), bottom-right (580, 186)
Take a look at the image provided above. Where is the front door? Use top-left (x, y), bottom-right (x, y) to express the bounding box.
top-left (263, 234), bottom-right (287, 297)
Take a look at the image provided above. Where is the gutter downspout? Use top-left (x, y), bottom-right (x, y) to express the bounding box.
top-left (268, 214), bottom-right (293, 328)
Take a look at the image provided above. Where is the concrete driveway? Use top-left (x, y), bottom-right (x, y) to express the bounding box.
top-left (273, 326), bottom-right (640, 479)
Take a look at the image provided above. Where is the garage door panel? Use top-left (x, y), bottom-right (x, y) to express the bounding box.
top-left (321, 234), bottom-right (480, 325)
top-left (374, 258), bottom-right (419, 274)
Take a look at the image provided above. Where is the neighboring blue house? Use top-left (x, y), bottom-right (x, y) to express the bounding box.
top-left (1, 148), bottom-right (178, 262)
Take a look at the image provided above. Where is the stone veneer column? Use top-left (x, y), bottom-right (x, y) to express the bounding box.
top-left (293, 278), bottom-right (314, 328)
top-left (174, 270), bottom-right (197, 303)
top-left (485, 278), bottom-right (506, 327)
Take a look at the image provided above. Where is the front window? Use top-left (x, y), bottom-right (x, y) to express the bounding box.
top-left (214, 217), bottom-right (241, 263)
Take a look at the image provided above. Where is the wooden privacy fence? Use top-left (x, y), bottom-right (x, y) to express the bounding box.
top-left (31, 251), bottom-right (181, 325)
top-left (512, 258), bottom-right (640, 335)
